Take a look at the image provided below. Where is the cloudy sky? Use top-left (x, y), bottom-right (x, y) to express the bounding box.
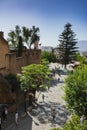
top-left (0, 0), bottom-right (87, 47)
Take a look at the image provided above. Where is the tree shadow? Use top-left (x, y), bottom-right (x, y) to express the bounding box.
top-left (55, 68), bottom-right (67, 76)
top-left (2, 109), bottom-right (33, 130)
top-left (30, 101), bottom-right (71, 127)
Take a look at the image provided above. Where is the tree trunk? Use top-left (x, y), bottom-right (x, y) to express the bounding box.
top-left (28, 89), bottom-right (36, 106)
top-left (64, 63), bottom-right (66, 69)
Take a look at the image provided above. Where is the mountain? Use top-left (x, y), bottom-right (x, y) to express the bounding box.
top-left (77, 40), bottom-right (87, 52)
top-left (41, 46), bottom-right (53, 52)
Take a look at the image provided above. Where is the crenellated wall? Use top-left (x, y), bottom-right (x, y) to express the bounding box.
top-left (16, 49), bottom-right (41, 73)
top-left (0, 49), bottom-right (41, 75)
top-left (0, 31), bottom-right (41, 75)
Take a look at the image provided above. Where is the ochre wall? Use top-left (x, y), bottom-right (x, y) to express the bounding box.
top-left (0, 38), bottom-right (9, 69)
top-left (0, 43), bottom-right (41, 75)
top-left (16, 49), bottom-right (41, 74)
top-left (0, 32), bottom-right (41, 75)
top-left (0, 75), bottom-right (14, 103)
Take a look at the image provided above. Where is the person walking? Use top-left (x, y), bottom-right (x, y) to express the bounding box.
top-left (4, 107), bottom-right (8, 121)
top-left (51, 108), bottom-right (56, 121)
top-left (42, 94), bottom-right (45, 102)
top-left (80, 114), bottom-right (85, 125)
top-left (58, 77), bottom-right (60, 82)
top-left (0, 117), bottom-right (1, 130)
top-left (15, 111), bottom-right (19, 125)
top-left (2, 107), bottom-right (8, 121)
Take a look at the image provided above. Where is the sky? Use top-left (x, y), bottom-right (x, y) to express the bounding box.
top-left (0, 0), bottom-right (87, 47)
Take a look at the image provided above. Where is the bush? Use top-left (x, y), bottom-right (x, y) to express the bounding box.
top-left (64, 65), bottom-right (87, 118)
top-left (41, 51), bottom-right (57, 63)
top-left (50, 115), bottom-right (87, 130)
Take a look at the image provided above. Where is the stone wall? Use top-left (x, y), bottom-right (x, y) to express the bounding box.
top-left (16, 49), bottom-right (41, 74)
top-left (0, 31), bottom-right (41, 76)
top-left (0, 37), bottom-right (9, 69)
top-left (0, 49), bottom-right (41, 75)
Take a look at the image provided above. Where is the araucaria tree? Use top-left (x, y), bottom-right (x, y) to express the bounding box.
top-left (58, 23), bottom-right (78, 68)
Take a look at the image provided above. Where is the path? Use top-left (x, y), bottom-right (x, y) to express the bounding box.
top-left (32, 63), bottom-right (70, 130)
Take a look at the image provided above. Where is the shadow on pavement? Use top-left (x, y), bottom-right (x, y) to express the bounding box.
top-left (30, 101), bottom-right (71, 127)
top-left (2, 109), bottom-right (32, 130)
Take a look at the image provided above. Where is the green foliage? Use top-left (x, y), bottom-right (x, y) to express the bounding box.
top-left (50, 128), bottom-right (59, 130)
top-left (41, 51), bottom-right (57, 63)
top-left (30, 26), bottom-right (40, 47)
top-left (75, 53), bottom-right (86, 64)
top-left (41, 58), bottom-right (49, 66)
top-left (7, 25), bottom-right (40, 49)
top-left (7, 31), bottom-right (16, 48)
top-left (64, 65), bottom-right (87, 118)
top-left (22, 25), bottom-right (40, 48)
top-left (58, 23), bottom-right (78, 68)
top-left (50, 115), bottom-right (87, 130)
top-left (17, 64), bottom-right (51, 91)
top-left (4, 74), bottom-right (20, 91)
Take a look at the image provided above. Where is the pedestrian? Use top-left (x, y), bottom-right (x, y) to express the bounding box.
top-left (4, 107), bottom-right (8, 120)
top-left (2, 109), bottom-right (5, 121)
top-left (80, 114), bottom-right (85, 125)
top-left (15, 111), bottom-right (19, 125)
top-left (2, 107), bottom-right (8, 121)
top-left (51, 107), bottom-right (56, 121)
top-left (0, 117), bottom-right (1, 130)
top-left (42, 94), bottom-right (45, 102)
top-left (58, 77), bottom-right (60, 82)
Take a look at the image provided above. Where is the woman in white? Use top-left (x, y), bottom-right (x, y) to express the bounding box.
top-left (5, 107), bottom-right (8, 117)
top-left (15, 111), bottom-right (19, 125)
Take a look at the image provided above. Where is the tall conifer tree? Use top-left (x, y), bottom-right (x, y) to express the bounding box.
top-left (58, 23), bottom-right (78, 68)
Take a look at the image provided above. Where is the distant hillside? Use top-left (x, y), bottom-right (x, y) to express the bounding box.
top-left (77, 40), bottom-right (87, 52)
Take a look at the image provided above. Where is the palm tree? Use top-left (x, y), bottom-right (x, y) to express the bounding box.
top-left (8, 25), bottom-right (22, 49)
top-left (22, 26), bottom-right (40, 49)
top-left (7, 31), bottom-right (16, 48)
top-left (30, 26), bottom-right (40, 49)
top-left (15, 25), bottom-right (21, 37)
top-left (8, 25), bottom-right (40, 50)
top-left (22, 26), bottom-right (32, 48)
top-left (15, 25), bottom-right (21, 47)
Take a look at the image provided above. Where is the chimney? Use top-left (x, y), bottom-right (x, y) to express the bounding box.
top-left (0, 31), bottom-right (4, 37)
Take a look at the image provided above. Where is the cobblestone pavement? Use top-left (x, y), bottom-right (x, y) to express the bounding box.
top-left (1, 63), bottom-right (71, 130)
top-left (32, 64), bottom-right (71, 130)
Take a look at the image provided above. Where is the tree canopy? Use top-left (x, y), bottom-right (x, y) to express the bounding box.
top-left (75, 53), bottom-right (86, 64)
top-left (50, 115), bottom-right (87, 130)
top-left (17, 64), bottom-right (51, 92)
top-left (41, 51), bottom-right (57, 63)
top-left (8, 25), bottom-right (40, 49)
top-left (64, 65), bottom-right (87, 118)
top-left (58, 23), bottom-right (78, 68)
